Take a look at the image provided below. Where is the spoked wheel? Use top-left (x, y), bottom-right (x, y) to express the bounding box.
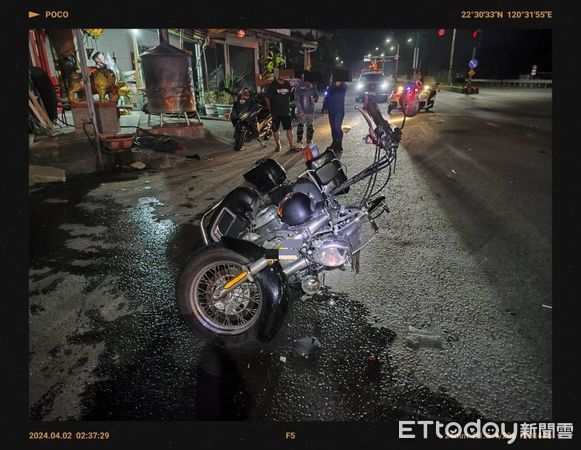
top-left (176, 246), bottom-right (267, 346)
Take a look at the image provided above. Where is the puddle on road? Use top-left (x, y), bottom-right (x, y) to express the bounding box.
top-left (29, 172), bottom-right (482, 422)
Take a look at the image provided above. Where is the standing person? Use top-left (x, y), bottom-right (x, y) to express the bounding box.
top-left (264, 69), bottom-right (296, 152)
top-left (322, 75), bottom-right (347, 152)
top-left (294, 71), bottom-right (318, 146)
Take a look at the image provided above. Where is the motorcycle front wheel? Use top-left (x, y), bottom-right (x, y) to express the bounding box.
top-left (176, 246), bottom-right (267, 347)
top-left (233, 129), bottom-right (245, 151)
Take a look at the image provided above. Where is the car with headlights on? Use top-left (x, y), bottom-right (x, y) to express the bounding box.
top-left (355, 71), bottom-right (390, 102)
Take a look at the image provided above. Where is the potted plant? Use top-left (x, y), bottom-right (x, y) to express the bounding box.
top-left (215, 90), bottom-right (234, 117)
top-left (203, 91), bottom-right (217, 116)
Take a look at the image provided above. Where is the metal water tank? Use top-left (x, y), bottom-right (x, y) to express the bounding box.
top-left (140, 43), bottom-right (196, 113)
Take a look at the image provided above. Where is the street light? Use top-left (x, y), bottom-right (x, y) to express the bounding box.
top-left (390, 46), bottom-right (395, 52)
top-left (386, 37), bottom-right (392, 43)
top-left (336, 56), bottom-right (339, 60)
top-left (407, 37), bottom-right (413, 43)
top-left (375, 47), bottom-right (379, 51)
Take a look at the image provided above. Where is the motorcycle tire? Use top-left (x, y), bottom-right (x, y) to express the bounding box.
top-left (176, 245), bottom-right (271, 348)
top-left (233, 131), bottom-right (245, 151)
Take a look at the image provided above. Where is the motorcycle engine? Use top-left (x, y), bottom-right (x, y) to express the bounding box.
top-left (242, 205), bottom-right (284, 244)
top-left (254, 205), bottom-right (283, 235)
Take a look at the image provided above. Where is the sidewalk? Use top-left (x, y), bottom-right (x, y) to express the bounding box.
top-left (29, 110), bottom-right (235, 180)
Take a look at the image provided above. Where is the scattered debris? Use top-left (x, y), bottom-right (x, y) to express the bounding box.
top-left (542, 304), bottom-right (552, 309)
top-left (134, 135), bottom-right (182, 153)
top-left (292, 337), bottom-right (322, 359)
top-left (405, 325), bottom-right (443, 350)
top-left (130, 161), bottom-right (146, 170)
top-left (138, 197), bottom-right (164, 207)
top-left (29, 165), bottom-right (66, 185)
top-left (279, 356), bottom-right (287, 363)
top-left (451, 169), bottom-right (457, 175)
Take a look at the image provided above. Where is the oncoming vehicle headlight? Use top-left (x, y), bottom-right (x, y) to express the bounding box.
top-left (356, 83), bottom-right (364, 90)
top-left (380, 82), bottom-right (388, 90)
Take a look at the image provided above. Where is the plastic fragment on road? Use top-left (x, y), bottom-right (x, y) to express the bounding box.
top-left (405, 325), bottom-right (443, 350)
top-left (130, 161), bottom-right (146, 170)
top-left (279, 356), bottom-right (287, 363)
top-left (292, 336), bottom-right (322, 359)
top-left (138, 197), bottom-right (164, 206)
top-left (542, 304), bottom-right (552, 309)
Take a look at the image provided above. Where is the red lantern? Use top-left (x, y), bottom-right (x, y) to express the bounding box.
top-left (236, 29), bottom-right (245, 38)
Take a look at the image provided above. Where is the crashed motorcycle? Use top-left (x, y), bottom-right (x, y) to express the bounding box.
top-left (227, 87), bottom-right (273, 151)
top-left (176, 98), bottom-right (419, 347)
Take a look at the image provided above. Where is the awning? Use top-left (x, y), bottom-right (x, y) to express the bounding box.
top-left (246, 29), bottom-right (317, 50)
top-left (169, 29), bottom-right (317, 50)
top-left (168, 28), bottom-right (210, 44)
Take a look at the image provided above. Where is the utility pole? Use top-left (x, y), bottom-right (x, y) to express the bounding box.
top-left (415, 29), bottom-right (420, 71)
top-left (395, 43), bottom-right (400, 77)
top-left (447, 28), bottom-right (457, 85)
top-left (73, 28), bottom-right (103, 170)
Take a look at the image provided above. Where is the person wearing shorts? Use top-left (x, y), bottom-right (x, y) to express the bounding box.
top-left (265, 71), bottom-right (297, 152)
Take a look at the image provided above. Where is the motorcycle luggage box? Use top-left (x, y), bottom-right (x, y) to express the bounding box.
top-left (209, 186), bottom-right (260, 240)
top-left (244, 158), bottom-right (287, 193)
top-left (306, 148), bottom-right (337, 170)
top-left (313, 159), bottom-right (341, 186)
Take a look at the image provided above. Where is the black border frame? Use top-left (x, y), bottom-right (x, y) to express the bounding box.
top-left (3, 1), bottom-right (577, 448)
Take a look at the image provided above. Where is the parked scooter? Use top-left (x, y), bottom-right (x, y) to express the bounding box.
top-left (227, 87), bottom-right (273, 151)
top-left (175, 98), bottom-right (420, 347)
top-left (417, 82), bottom-right (439, 112)
top-left (388, 81), bottom-right (439, 114)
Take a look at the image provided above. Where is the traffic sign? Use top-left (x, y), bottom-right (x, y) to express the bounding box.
top-left (468, 69), bottom-right (476, 78)
top-left (531, 64), bottom-right (537, 76)
top-left (468, 58), bottom-right (478, 69)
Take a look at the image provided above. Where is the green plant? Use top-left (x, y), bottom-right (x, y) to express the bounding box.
top-left (216, 90), bottom-right (233, 105)
top-left (260, 51), bottom-right (286, 78)
top-left (223, 69), bottom-right (246, 91)
top-left (203, 90), bottom-right (217, 105)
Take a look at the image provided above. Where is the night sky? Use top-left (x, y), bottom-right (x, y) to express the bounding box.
top-left (328, 29), bottom-right (552, 80)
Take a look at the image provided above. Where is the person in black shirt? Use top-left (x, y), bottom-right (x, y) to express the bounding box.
top-left (322, 75), bottom-right (347, 152)
top-left (264, 70), bottom-right (296, 152)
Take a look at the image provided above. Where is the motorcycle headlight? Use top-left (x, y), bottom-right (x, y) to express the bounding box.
top-left (313, 238), bottom-right (351, 268)
top-left (423, 85), bottom-right (430, 91)
top-left (356, 83), bottom-right (364, 90)
top-left (397, 86), bottom-right (404, 92)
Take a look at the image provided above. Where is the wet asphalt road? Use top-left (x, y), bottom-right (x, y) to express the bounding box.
top-left (29, 86), bottom-right (551, 421)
